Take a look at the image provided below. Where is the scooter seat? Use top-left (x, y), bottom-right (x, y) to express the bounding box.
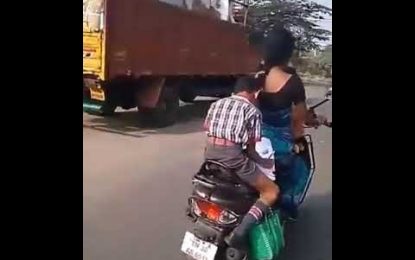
top-left (192, 160), bottom-right (259, 215)
top-left (198, 161), bottom-right (256, 191)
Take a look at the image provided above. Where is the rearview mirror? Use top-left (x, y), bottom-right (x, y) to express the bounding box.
top-left (325, 87), bottom-right (332, 99)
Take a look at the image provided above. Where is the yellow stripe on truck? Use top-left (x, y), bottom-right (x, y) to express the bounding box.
top-left (83, 31), bottom-right (104, 79)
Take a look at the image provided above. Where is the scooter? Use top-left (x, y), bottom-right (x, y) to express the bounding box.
top-left (181, 96), bottom-right (332, 260)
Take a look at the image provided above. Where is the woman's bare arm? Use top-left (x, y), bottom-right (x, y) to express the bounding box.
top-left (292, 101), bottom-right (307, 139)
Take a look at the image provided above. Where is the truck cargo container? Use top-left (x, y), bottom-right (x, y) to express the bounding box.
top-left (83, 0), bottom-right (260, 126)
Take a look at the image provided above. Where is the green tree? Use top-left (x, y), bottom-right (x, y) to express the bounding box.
top-left (247, 0), bottom-right (332, 51)
top-left (318, 44), bottom-right (332, 66)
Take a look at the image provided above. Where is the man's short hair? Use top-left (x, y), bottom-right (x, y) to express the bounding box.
top-left (234, 76), bottom-right (261, 94)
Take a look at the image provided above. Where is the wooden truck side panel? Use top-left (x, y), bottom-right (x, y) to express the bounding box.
top-left (105, 0), bottom-right (260, 79)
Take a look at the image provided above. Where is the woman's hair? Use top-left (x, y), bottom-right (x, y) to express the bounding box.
top-left (254, 71), bottom-right (267, 88)
top-left (263, 27), bottom-right (296, 68)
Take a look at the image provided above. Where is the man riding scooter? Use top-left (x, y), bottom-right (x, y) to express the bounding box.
top-left (203, 76), bottom-right (279, 249)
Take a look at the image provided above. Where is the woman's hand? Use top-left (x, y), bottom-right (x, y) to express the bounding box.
top-left (305, 110), bottom-right (328, 128)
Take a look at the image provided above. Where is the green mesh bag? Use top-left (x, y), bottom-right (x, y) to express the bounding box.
top-left (248, 209), bottom-right (285, 260)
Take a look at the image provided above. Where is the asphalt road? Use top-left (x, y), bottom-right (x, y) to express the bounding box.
top-left (83, 86), bottom-right (332, 260)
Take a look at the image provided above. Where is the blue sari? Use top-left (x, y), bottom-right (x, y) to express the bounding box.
top-left (261, 107), bottom-right (310, 212)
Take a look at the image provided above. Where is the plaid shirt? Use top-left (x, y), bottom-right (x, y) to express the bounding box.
top-left (204, 95), bottom-right (262, 145)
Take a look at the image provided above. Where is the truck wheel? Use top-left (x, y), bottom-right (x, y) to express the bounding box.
top-left (138, 88), bottom-right (179, 127)
top-left (179, 88), bottom-right (196, 103)
top-left (152, 95), bottom-right (179, 127)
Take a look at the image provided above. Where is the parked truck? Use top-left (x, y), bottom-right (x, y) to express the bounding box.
top-left (83, 0), bottom-right (260, 126)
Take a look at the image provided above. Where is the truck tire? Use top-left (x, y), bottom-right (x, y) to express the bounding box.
top-left (179, 87), bottom-right (196, 103)
top-left (152, 95), bottom-right (179, 127)
top-left (138, 87), bottom-right (179, 127)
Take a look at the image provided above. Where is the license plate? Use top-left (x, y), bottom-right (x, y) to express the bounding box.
top-left (89, 88), bottom-right (105, 101)
top-left (181, 231), bottom-right (218, 260)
